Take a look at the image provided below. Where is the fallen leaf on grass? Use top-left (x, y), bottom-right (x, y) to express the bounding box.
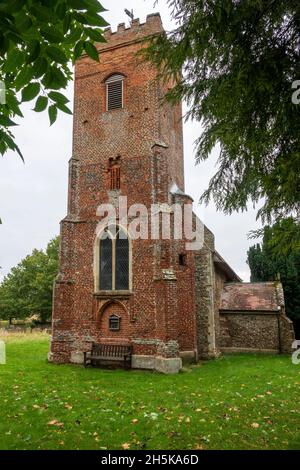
top-left (48, 420), bottom-right (64, 427)
top-left (64, 403), bottom-right (73, 410)
top-left (251, 423), bottom-right (260, 429)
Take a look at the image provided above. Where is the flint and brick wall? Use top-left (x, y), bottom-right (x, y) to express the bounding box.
top-left (219, 312), bottom-right (280, 353)
top-left (219, 311), bottom-right (295, 354)
top-left (50, 14), bottom-right (197, 367)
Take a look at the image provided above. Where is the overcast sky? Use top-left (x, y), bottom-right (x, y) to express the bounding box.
top-left (0, 0), bottom-right (263, 283)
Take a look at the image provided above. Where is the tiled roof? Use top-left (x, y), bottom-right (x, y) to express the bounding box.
top-left (220, 282), bottom-right (282, 312)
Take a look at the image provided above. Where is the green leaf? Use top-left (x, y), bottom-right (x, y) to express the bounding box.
top-left (49, 91), bottom-right (69, 105)
top-left (40, 26), bottom-right (64, 43)
top-left (84, 0), bottom-right (107, 13)
top-left (74, 40), bottom-right (84, 61)
top-left (6, 94), bottom-right (23, 118)
top-left (43, 67), bottom-right (68, 90)
top-left (63, 14), bottom-right (72, 34)
top-left (51, 67), bottom-right (68, 89)
top-left (87, 28), bottom-right (106, 43)
top-left (48, 105), bottom-right (58, 126)
top-left (14, 142), bottom-right (24, 162)
top-left (1, 130), bottom-right (14, 149)
top-left (68, 0), bottom-right (107, 12)
top-left (74, 12), bottom-right (109, 28)
top-left (67, 0), bottom-right (87, 9)
top-left (30, 5), bottom-right (54, 23)
top-left (3, 49), bottom-right (25, 73)
top-left (56, 102), bottom-right (73, 115)
top-left (66, 26), bottom-right (82, 44)
top-left (56, 2), bottom-right (67, 20)
top-left (14, 13), bottom-right (33, 32)
top-left (84, 41), bottom-right (99, 62)
top-left (1, 0), bottom-right (26, 14)
top-left (21, 83), bottom-right (41, 102)
top-left (15, 66), bottom-right (35, 91)
top-left (26, 41), bottom-right (41, 64)
top-left (42, 69), bottom-right (54, 89)
top-left (0, 115), bottom-right (18, 127)
top-left (0, 143), bottom-right (6, 155)
top-left (46, 46), bottom-right (68, 64)
top-left (33, 96), bottom-right (48, 112)
top-left (0, 34), bottom-right (10, 55)
top-left (33, 58), bottom-right (48, 79)
top-left (6, 31), bottom-right (23, 46)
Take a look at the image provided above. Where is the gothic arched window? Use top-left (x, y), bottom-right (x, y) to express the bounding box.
top-left (105, 74), bottom-right (125, 111)
top-left (99, 226), bottom-right (130, 291)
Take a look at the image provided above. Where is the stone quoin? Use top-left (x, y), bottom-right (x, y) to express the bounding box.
top-left (49, 13), bottom-right (295, 373)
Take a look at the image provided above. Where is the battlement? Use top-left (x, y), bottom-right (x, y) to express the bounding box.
top-left (96, 13), bottom-right (163, 51)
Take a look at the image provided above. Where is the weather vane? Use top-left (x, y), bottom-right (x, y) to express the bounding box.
top-left (124, 8), bottom-right (134, 24)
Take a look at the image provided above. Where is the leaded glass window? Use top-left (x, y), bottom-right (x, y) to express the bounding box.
top-left (100, 236), bottom-right (112, 290)
top-left (115, 231), bottom-right (129, 290)
top-left (99, 226), bottom-right (130, 291)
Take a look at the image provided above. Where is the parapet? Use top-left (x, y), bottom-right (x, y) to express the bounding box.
top-left (98, 13), bottom-right (163, 51)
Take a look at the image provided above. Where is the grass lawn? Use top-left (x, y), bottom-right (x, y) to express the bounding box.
top-left (0, 332), bottom-right (299, 450)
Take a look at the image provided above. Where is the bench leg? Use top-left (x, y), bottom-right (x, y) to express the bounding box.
top-left (84, 352), bottom-right (91, 368)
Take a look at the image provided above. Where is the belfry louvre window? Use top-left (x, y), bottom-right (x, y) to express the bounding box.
top-left (99, 226), bottom-right (130, 291)
top-left (106, 74), bottom-right (124, 111)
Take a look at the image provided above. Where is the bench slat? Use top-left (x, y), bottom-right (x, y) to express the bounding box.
top-left (84, 343), bottom-right (132, 369)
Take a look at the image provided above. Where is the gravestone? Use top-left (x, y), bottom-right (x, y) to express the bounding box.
top-left (0, 341), bottom-right (6, 365)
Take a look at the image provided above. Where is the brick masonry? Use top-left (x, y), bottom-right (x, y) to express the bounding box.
top-left (49, 14), bottom-right (295, 373)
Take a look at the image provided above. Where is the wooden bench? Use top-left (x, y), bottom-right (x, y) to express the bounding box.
top-left (84, 343), bottom-right (132, 369)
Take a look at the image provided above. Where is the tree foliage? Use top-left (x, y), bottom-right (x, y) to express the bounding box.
top-left (247, 219), bottom-right (300, 325)
top-left (144, 0), bottom-right (300, 238)
top-left (0, 236), bottom-right (59, 322)
top-left (0, 0), bottom-right (108, 159)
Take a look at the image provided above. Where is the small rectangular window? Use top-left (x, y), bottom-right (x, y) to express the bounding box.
top-left (107, 80), bottom-right (123, 111)
top-left (109, 315), bottom-right (120, 331)
top-left (179, 254), bottom-right (187, 266)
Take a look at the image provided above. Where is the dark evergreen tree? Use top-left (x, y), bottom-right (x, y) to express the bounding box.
top-left (144, 0), bottom-right (300, 248)
top-left (247, 219), bottom-right (300, 336)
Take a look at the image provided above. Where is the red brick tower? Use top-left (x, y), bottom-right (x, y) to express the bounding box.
top-left (50, 14), bottom-right (198, 373)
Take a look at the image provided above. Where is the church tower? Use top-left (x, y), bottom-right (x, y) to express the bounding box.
top-left (50, 14), bottom-right (198, 373)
